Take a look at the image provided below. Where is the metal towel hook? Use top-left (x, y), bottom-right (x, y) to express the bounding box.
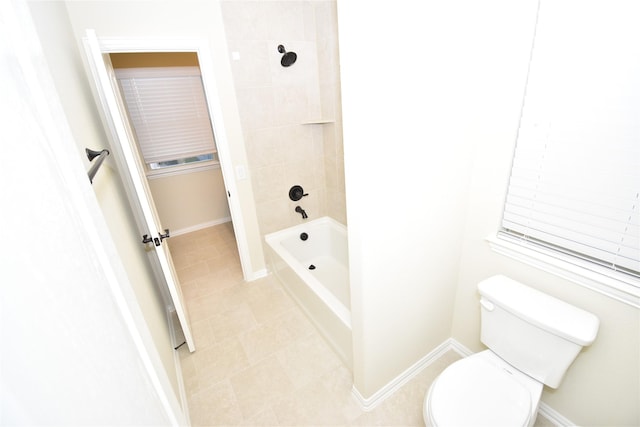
top-left (86, 148), bottom-right (110, 184)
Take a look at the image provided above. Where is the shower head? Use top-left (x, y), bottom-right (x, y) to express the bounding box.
top-left (277, 44), bottom-right (297, 67)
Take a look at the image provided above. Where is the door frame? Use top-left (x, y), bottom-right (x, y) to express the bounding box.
top-left (83, 30), bottom-right (198, 352)
top-left (83, 34), bottom-right (255, 283)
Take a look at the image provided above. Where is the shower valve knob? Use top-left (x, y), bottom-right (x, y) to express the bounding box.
top-left (289, 185), bottom-right (308, 201)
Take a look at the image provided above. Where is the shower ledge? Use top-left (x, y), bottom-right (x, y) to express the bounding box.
top-left (302, 119), bottom-right (334, 125)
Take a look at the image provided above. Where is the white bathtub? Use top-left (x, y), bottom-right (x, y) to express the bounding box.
top-left (265, 217), bottom-right (352, 368)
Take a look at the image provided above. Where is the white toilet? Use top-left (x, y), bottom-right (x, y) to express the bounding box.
top-left (424, 275), bottom-right (599, 427)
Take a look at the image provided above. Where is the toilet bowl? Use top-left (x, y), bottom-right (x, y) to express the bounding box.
top-left (423, 351), bottom-right (543, 427)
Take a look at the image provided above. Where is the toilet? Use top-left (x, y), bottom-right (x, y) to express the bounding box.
top-left (424, 275), bottom-right (599, 427)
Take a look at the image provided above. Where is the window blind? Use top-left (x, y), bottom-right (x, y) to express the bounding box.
top-left (502, 1), bottom-right (640, 276)
top-left (115, 66), bottom-right (216, 164)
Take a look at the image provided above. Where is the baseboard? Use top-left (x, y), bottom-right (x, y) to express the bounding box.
top-left (171, 217), bottom-right (231, 237)
top-left (351, 337), bottom-right (575, 427)
top-left (351, 338), bottom-right (457, 411)
top-left (245, 268), bottom-right (269, 282)
top-left (538, 402), bottom-right (576, 427)
top-left (447, 337), bottom-right (474, 357)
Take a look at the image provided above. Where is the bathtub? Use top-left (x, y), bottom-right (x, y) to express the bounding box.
top-left (265, 217), bottom-right (351, 368)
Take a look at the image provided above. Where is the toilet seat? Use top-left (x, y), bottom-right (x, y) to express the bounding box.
top-left (425, 355), bottom-right (533, 427)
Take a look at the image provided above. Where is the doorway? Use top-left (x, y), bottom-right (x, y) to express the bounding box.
top-left (110, 49), bottom-right (238, 313)
top-left (84, 32), bottom-right (260, 280)
top-left (109, 51), bottom-right (238, 330)
top-left (110, 53), bottom-right (234, 242)
top-left (83, 31), bottom-right (264, 353)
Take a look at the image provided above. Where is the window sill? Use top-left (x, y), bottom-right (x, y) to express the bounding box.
top-left (486, 234), bottom-right (640, 309)
top-left (146, 161), bottom-right (220, 180)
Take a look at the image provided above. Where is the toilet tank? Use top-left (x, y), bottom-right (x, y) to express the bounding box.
top-left (478, 275), bottom-right (599, 389)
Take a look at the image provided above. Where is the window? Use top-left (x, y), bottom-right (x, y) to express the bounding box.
top-left (115, 66), bottom-right (218, 174)
top-left (497, 1), bottom-right (640, 300)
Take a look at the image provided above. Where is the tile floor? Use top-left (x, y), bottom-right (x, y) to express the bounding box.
top-left (169, 222), bottom-right (553, 427)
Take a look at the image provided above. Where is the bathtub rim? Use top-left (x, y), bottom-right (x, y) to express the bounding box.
top-left (265, 216), bottom-right (351, 330)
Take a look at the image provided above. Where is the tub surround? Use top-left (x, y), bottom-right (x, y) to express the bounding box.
top-left (221, 1), bottom-right (346, 237)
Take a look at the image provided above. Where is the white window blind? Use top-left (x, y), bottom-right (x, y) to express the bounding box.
top-left (115, 66), bottom-right (216, 165)
top-left (502, 1), bottom-right (640, 277)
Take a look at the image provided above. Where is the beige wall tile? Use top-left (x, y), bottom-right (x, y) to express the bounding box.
top-left (222, 1), bottom-right (345, 237)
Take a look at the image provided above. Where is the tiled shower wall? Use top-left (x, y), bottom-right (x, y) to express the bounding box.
top-left (221, 0), bottom-right (345, 237)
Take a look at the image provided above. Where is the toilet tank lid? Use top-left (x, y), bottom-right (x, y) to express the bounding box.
top-left (478, 275), bottom-right (600, 346)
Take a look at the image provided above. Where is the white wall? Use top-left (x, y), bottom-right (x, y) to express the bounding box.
top-left (26, 0), bottom-right (181, 401)
top-left (339, 1), bottom-right (640, 425)
top-left (338, 1), bottom-right (479, 397)
top-left (1, 0), bottom-right (183, 423)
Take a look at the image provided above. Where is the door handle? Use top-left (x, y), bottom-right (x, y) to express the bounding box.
top-left (142, 230), bottom-right (170, 247)
top-left (159, 229), bottom-right (170, 242)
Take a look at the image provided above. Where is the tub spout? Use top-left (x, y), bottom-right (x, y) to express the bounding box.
top-left (295, 206), bottom-right (308, 219)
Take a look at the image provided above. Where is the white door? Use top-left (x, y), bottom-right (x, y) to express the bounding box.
top-left (84, 30), bottom-right (195, 352)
